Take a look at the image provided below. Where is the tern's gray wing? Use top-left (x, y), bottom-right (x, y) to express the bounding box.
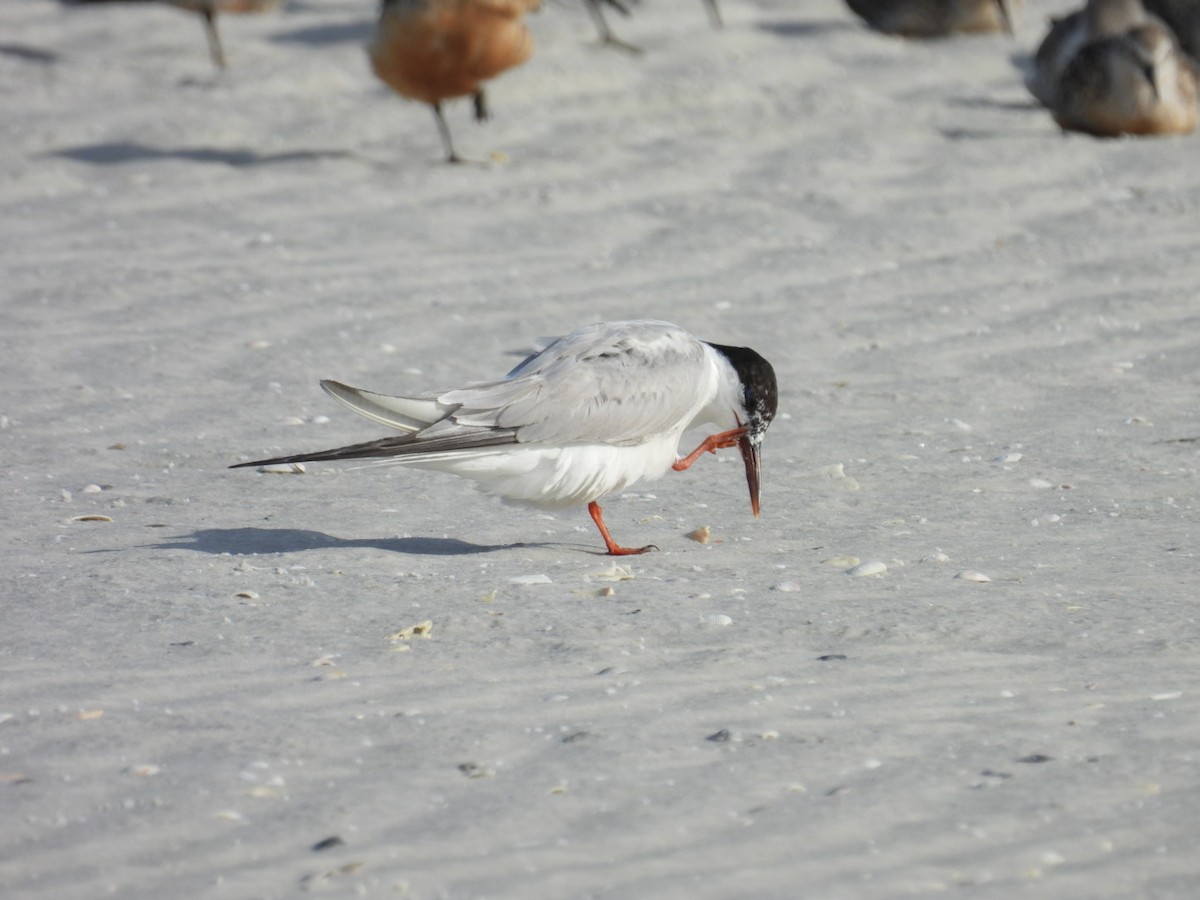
top-left (437, 320), bottom-right (713, 446)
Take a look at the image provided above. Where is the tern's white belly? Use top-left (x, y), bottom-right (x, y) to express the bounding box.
top-left (407, 432), bottom-right (683, 508)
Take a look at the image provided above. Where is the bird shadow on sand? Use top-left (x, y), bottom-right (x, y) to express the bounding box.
top-left (144, 527), bottom-right (541, 557)
top-left (756, 19), bottom-right (856, 39)
top-left (269, 20), bottom-right (374, 47)
top-left (46, 141), bottom-right (366, 168)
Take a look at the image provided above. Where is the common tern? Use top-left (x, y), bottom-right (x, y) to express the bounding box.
top-left (232, 320), bottom-right (778, 555)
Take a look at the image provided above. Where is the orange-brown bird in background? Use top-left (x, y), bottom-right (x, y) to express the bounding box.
top-left (64, 0), bottom-right (281, 69)
top-left (368, 0), bottom-right (538, 163)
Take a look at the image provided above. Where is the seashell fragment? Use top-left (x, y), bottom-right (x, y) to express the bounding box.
top-left (257, 463), bottom-right (305, 474)
top-left (70, 514), bottom-right (113, 523)
top-left (458, 762), bottom-right (494, 779)
top-left (686, 525), bottom-right (712, 544)
top-left (846, 561), bottom-right (887, 577)
top-left (700, 614), bottom-right (733, 626)
top-left (388, 621), bottom-right (433, 641)
top-left (823, 555), bottom-right (860, 567)
top-left (955, 570), bottom-right (991, 583)
top-left (588, 564), bottom-right (634, 581)
top-left (509, 573), bottom-right (552, 585)
top-left (772, 581), bottom-right (802, 592)
top-left (235, 591), bottom-right (260, 600)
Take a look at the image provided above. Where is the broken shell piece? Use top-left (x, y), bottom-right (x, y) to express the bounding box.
top-left (70, 514), bottom-right (113, 523)
top-left (588, 564), bottom-right (634, 581)
top-left (387, 621), bottom-right (433, 641)
top-left (823, 556), bottom-right (860, 567)
top-left (686, 525), bottom-right (712, 544)
top-left (458, 762), bottom-right (494, 779)
top-left (76, 709), bottom-right (104, 720)
top-left (955, 570), bottom-right (991, 583)
top-left (257, 463), bottom-right (305, 474)
top-left (509, 573), bottom-right (552, 585)
top-left (235, 591), bottom-right (260, 600)
top-left (846, 561), bottom-right (887, 577)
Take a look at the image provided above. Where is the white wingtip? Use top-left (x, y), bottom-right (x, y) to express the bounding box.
top-left (320, 380), bottom-right (450, 433)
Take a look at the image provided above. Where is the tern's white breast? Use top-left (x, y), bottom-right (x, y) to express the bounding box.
top-left (410, 431), bottom-right (684, 508)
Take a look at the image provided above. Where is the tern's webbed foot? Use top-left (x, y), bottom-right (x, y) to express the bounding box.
top-left (605, 543), bottom-right (658, 556)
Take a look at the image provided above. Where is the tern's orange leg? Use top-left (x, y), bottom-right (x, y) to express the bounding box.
top-left (588, 501), bottom-right (656, 556)
top-left (672, 427), bottom-right (748, 472)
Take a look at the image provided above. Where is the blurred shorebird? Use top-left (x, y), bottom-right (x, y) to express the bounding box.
top-left (65, 0), bottom-right (281, 69)
top-left (844, 0), bottom-right (1019, 36)
top-left (1053, 20), bottom-right (1199, 135)
top-left (368, 0), bottom-right (539, 163)
top-left (1029, 0), bottom-right (1162, 107)
top-left (1144, 0), bottom-right (1200, 58)
top-left (232, 320), bottom-right (778, 556)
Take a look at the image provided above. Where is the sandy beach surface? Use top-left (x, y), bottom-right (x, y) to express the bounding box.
top-left (3, 0), bottom-right (1200, 896)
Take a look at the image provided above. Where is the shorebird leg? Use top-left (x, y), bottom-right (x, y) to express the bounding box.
top-left (588, 501), bottom-right (657, 555)
top-left (704, 0), bottom-right (723, 28)
top-left (472, 89), bottom-right (490, 123)
top-left (430, 102), bottom-right (463, 163)
top-left (672, 426), bottom-right (748, 472)
top-left (584, 0), bottom-right (643, 54)
top-left (199, 4), bottom-right (227, 70)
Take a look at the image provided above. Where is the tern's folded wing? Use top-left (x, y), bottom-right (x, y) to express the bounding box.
top-left (439, 324), bottom-right (716, 446)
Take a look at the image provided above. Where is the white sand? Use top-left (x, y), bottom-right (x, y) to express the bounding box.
top-left (3, 0), bottom-right (1200, 896)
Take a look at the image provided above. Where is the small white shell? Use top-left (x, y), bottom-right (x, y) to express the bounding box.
top-left (846, 561), bottom-right (887, 577)
top-left (700, 614), bottom-right (733, 626)
top-left (955, 570), bottom-right (991, 583)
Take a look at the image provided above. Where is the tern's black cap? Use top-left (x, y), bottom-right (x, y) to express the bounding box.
top-left (706, 343), bottom-right (778, 436)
